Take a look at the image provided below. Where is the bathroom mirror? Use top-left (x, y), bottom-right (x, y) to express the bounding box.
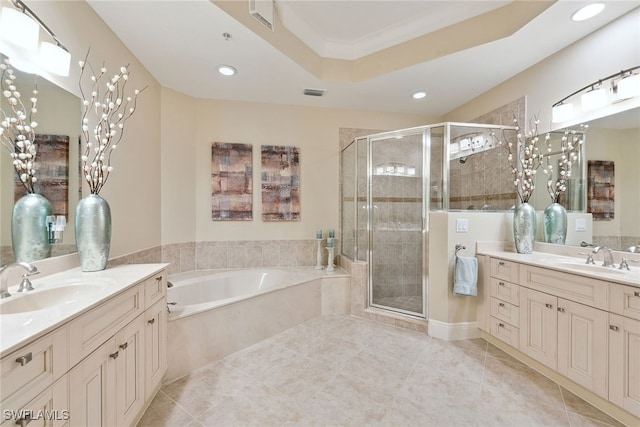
top-left (569, 107), bottom-right (640, 251)
top-left (1, 55), bottom-right (81, 264)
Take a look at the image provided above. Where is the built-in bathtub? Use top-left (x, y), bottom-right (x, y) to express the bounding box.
top-left (164, 267), bottom-right (350, 383)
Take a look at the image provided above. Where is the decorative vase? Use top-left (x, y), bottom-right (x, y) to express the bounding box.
top-left (513, 202), bottom-right (537, 254)
top-left (543, 202), bottom-right (567, 245)
top-left (75, 194), bottom-right (111, 272)
top-left (11, 193), bottom-right (53, 262)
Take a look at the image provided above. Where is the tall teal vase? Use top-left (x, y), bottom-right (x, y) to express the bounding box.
top-left (543, 202), bottom-right (567, 245)
top-left (75, 194), bottom-right (111, 271)
top-left (11, 193), bottom-right (53, 262)
top-left (513, 202), bottom-right (536, 254)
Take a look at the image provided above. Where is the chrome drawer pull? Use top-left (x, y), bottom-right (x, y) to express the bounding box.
top-left (15, 352), bottom-right (32, 366)
top-left (498, 302), bottom-right (505, 307)
top-left (545, 303), bottom-right (553, 309)
top-left (148, 318), bottom-right (156, 325)
top-left (557, 307), bottom-right (565, 313)
top-left (498, 281), bottom-right (505, 286)
top-left (109, 351), bottom-right (119, 359)
top-left (609, 325), bottom-right (619, 332)
top-left (156, 275), bottom-right (163, 282)
top-left (119, 342), bottom-right (128, 351)
top-left (498, 323), bottom-right (505, 328)
top-left (634, 291), bottom-right (640, 297)
top-left (498, 261), bottom-right (505, 266)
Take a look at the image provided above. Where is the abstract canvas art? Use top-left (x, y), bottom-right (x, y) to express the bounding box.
top-left (211, 142), bottom-right (253, 220)
top-left (587, 160), bottom-right (614, 221)
top-left (261, 145), bottom-right (300, 221)
top-left (14, 134), bottom-right (69, 216)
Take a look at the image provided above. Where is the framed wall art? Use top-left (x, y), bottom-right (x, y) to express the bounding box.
top-left (587, 160), bottom-right (614, 221)
top-left (211, 142), bottom-right (253, 220)
top-left (261, 145), bottom-right (300, 221)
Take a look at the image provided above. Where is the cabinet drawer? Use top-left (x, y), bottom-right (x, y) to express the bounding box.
top-left (490, 258), bottom-right (519, 283)
top-left (490, 278), bottom-right (520, 306)
top-left (0, 327), bottom-right (67, 411)
top-left (490, 316), bottom-right (519, 349)
top-left (69, 284), bottom-right (143, 367)
top-left (144, 271), bottom-right (167, 309)
top-left (0, 375), bottom-right (68, 427)
top-left (609, 284), bottom-right (640, 321)
top-left (490, 297), bottom-right (520, 327)
top-left (520, 265), bottom-right (608, 310)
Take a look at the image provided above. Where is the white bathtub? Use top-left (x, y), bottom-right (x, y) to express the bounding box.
top-left (164, 267), bottom-right (350, 383)
top-left (167, 269), bottom-right (292, 319)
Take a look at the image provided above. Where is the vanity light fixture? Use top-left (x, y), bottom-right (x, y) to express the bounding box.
top-left (551, 65), bottom-right (640, 122)
top-left (412, 91), bottom-right (427, 100)
top-left (217, 65), bottom-right (237, 76)
top-left (571, 3), bottom-right (605, 22)
top-left (0, 0), bottom-right (70, 76)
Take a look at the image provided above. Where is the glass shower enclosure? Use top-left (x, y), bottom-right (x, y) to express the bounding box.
top-left (340, 122), bottom-right (568, 319)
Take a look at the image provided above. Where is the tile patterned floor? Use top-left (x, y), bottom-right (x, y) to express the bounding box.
top-left (138, 315), bottom-right (627, 427)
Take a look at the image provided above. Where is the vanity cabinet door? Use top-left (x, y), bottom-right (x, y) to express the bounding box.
top-left (68, 338), bottom-right (117, 427)
top-left (520, 288), bottom-right (558, 370)
top-left (145, 299), bottom-right (167, 400)
top-left (609, 314), bottom-right (640, 417)
top-left (114, 315), bottom-right (145, 427)
top-left (557, 299), bottom-right (608, 399)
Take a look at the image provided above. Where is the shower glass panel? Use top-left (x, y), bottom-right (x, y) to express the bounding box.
top-left (341, 141), bottom-right (356, 260)
top-left (369, 132), bottom-right (424, 316)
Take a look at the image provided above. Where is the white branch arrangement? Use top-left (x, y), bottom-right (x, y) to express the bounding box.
top-left (543, 126), bottom-right (586, 203)
top-left (79, 49), bottom-right (146, 195)
top-left (492, 117), bottom-right (544, 204)
top-left (0, 59), bottom-right (39, 194)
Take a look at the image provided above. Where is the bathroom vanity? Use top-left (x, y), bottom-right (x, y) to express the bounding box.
top-left (0, 264), bottom-right (168, 427)
top-left (476, 245), bottom-right (640, 426)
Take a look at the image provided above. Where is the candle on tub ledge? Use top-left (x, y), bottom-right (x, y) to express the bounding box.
top-left (328, 229), bottom-right (335, 238)
top-left (316, 229), bottom-right (323, 239)
top-left (327, 237), bottom-right (334, 248)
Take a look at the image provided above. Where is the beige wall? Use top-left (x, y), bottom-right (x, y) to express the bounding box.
top-left (179, 99), bottom-right (430, 243)
top-left (444, 8), bottom-right (640, 133)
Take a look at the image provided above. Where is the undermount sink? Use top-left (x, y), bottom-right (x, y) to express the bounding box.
top-left (550, 260), bottom-right (627, 275)
top-left (0, 283), bottom-right (107, 315)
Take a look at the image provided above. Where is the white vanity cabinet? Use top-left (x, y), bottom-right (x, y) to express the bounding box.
top-left (608, 284), bottom-right (640, 417)
top-left (478, 255), bottom-right (636, 423)
top-left (0, 265), bottom-right (167, 427)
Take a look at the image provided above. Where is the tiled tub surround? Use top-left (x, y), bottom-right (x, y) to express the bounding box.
top-left (138, 314), bottom-right (624, 427)
top-left (164, 267), bottom-right (350, 383)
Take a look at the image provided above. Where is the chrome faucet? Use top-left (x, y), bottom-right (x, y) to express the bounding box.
top-left (593, 246), bottom-right (615, 267)
top-left (625, 245), bottom-right (640, 253)
top-left (0, 262), bottom-right (38, 299)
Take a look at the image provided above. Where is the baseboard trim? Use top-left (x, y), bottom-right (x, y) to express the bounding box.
top-left (428, 319), bottom-right (481, 341)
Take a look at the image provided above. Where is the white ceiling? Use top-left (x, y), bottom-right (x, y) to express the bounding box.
top-left (86, 0), bottom-right (640, 117)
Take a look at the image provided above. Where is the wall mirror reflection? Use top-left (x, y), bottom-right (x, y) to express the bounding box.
top-left (1, 54), bottom-right (80, 264)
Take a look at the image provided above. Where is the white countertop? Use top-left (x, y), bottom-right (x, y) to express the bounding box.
top-left (0, 263), bottom-right (168, 358)
top-left (477, 249), bottom-right (640, 288)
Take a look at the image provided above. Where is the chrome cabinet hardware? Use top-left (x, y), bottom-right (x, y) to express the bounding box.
top-left (156, 275), bottom-right (162, 282)
top-left (498, 261), bottom-right (505, 266)
top-left (545, 303), bottom-right (553, 309)
top-left (610, 325), bottom-right (619, 331)
top-left (109, 351), bottom-right (119, 359)
top-left (148, 318), bottom-right (156, 325)
top-left (557, 307), bottom-right (565, 312)
top-left (498, 323), bottom-right (505, 328)
top-left (15, 352), bottom-right (32, 366)
top-left (119, 342), bottom-right (128, 351)
top-left (634, 291), bottom-right (640, 297)
top-left (498, 302), bottom-right (505, 307)
top-left (498, 281), bottom-right (505, 286)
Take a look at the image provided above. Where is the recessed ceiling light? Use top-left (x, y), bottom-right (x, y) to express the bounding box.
top-left (217, 65), bottom-right (237, 76)
top-left (571, 3), bottom-right (605, 21)
top-left (412, 91), bottom-right (427, 100)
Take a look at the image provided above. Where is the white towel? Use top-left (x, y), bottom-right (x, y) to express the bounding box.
top-left (453, 256), bottom-right (478, 296)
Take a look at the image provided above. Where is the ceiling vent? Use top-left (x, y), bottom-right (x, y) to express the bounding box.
top-left (249, 0), bottom-right (274, 31)
top-left (303, 88), bottom-right (325, 97)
